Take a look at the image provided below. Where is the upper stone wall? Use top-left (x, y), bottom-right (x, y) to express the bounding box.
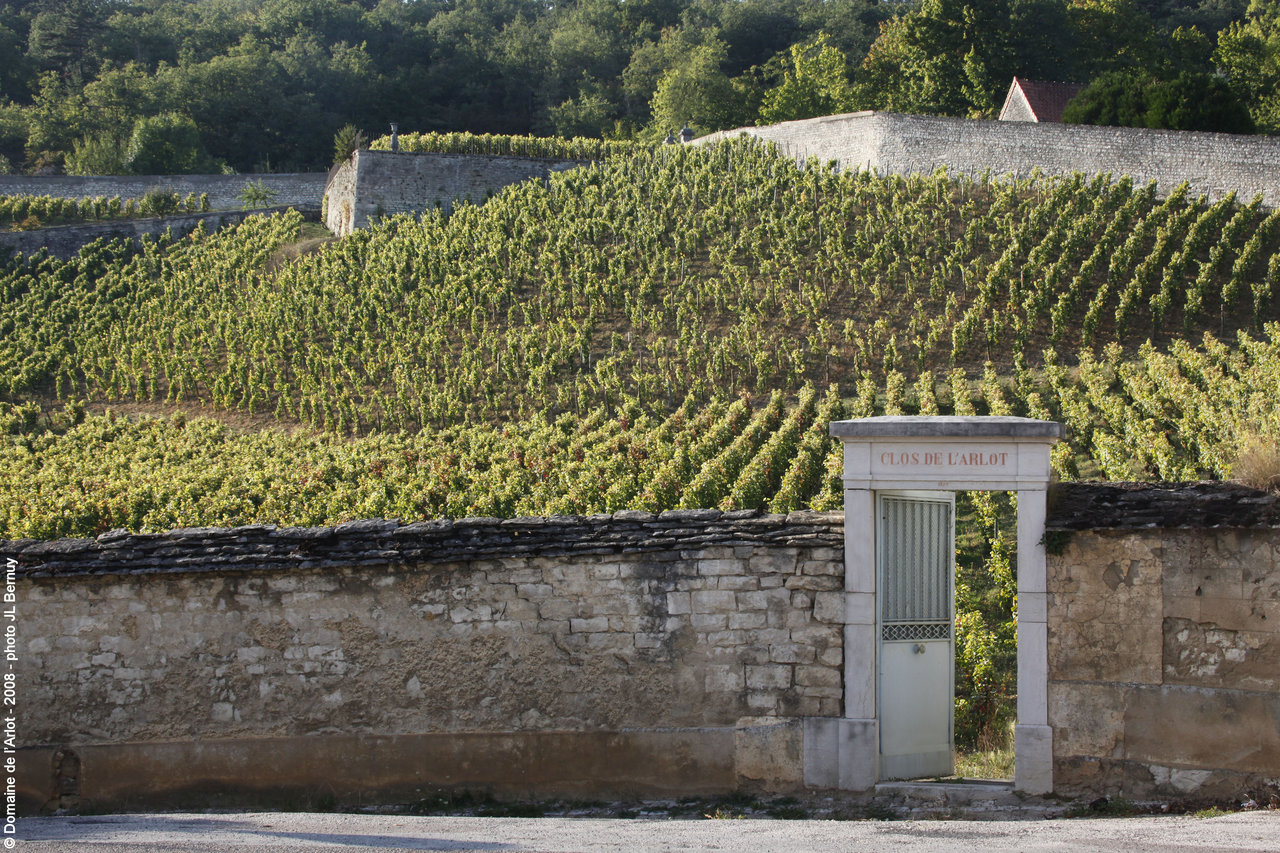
top-left (324, 150), bottom-right (586, 236)
top-left (0, 173), bottom-right (326, 211)
top-left (700, 111), bottom-right (1280, 205)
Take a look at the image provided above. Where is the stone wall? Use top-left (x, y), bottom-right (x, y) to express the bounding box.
top-left (1045, 483), bottom-right (1280, 800)
top-left (324, 150), bottom-right (586, 235)
top-left (0, 173), bottom-right (327, 211)
top-left (8, 510), bottom-right (843, 812)
top-left (0, 205), bottom-right (319, 260)
top-left (700, 112), bottom-right (1280, 206)
top-left (11, 481), bottom-right (1280, 810)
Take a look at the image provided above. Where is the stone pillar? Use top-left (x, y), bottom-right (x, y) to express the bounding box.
top-left (803, 485), bottom-right (877, 790)
top-left (842, 485), bottom-right (879, 787)
top-left (1015, 487), bottom-right (1053, 794)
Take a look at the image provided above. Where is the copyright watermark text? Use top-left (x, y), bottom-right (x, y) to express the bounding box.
top-left (3, 555), bottom-right (17, 848)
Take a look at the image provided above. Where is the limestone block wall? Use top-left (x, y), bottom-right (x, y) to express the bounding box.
top-left (8, 510), bottom-right (843, 811)
top-left (324, 150), bottom-right (586, 236)
top-left (1045, 483), bottom-right (1280, 800)
top-left (700, 112), bottom-right (1280, 206)
top-left (0, 173), bottom-right (326, 211)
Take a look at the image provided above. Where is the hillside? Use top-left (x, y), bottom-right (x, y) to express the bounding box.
top-left (9, 136), bottom-right (1280, 754)
top-left (1, 138), bottom-right (1279, 539)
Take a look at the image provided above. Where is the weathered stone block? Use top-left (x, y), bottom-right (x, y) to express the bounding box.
top-left (704, 665), bottom-right (745, 692)
top-left (715, 576), bottom-right (759, 591)
top-left (1048, 536), bottom-right (1162, 684)
top-left (1124, 684), bottom-right (1280, 774)
top-left (1049, 681), bottom-right (1125, 759)
top-left (727, 612), bottom-right (767, 630)
top-left (691, 590), bottom-right (737, 612)
top-left (794, 665), bottom-right (840, 688)
top-left (812, 592), bottom-right (844, 624)
top-left (746, 665), bottom-right (792, 690)
top-left (1163, 616), bottom-right (1278, 691)
top-left (697, 559), bottom-right (742, 577)
top-left (665, 591), bottom-right (691, 615)
top-left (768, 643), bottom-right (815, 664)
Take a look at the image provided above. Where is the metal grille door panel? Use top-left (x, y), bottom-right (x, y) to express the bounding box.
top-left (881, 498), bottom-right (952, 632)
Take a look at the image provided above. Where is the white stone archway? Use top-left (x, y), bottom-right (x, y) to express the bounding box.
top-left (804, 416), bottom-right (1064, 794)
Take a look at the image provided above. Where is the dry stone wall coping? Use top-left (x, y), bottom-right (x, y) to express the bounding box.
top-left (4, 509), bottom-right (843, 578)
top-left (1046, 482), bottom-right (1280, 530)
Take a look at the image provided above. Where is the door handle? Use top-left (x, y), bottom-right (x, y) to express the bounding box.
top-left (913, 643), bottom-right (925, 655)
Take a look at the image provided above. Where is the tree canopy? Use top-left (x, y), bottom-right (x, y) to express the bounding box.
top-left (0, 0), bottom-right (1273, 174)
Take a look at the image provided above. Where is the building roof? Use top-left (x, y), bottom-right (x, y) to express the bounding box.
top-left (999, 77), bottom-right (1085, 123)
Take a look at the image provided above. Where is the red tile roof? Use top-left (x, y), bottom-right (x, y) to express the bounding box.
top-left (1002, 77), bottom-right (1085, 123)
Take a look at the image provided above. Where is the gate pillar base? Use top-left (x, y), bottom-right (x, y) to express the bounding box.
top-left (1014, 724), bottom-right (1053, 794)
top-left (803, 717), bottom-right (877, 791)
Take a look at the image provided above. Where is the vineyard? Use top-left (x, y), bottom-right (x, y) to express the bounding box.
top-left (3, 140), bottom-right (1279, 439)
top-left (3, 321), bottom-right (1278, 540)
top-left (368, 130), bottom-right (641, 160)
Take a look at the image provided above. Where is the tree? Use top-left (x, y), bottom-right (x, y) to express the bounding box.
top-left (0, 10), bottom-right (33, 101)
top-left (758, 34), bottom-right (855, 124)
top-left (1215, 0), bottom-right (1280, 133)
top-left (1063, 68), bottom-right (1255, 133)
top-left (65, 133), bottom-right (127, 174)
top-left (1144, 71), bottom-right (1255, 132)
top-left (647, 39), bottom-right (744, 137)
top-left (27, 0), bottom-right (108, 86)
top-left (1062, 68), bottom-right (1154, 126)
top-left (852, 0), bottom-right (1015, 118)
top-left (238, 178), bottom-right (279, 209)
top-left (124, 112), bottom-right (211, 174)
top-left (549, 81), bottom-right (616, 137)
top-left (1066, 0), bottom-right (1162, 75)
top-left (332, 123), bottom-right (365, 165)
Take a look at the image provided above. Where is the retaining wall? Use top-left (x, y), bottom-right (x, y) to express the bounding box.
top-left (700, 111), bottom-right (1280, 205)
top-left (0, 173), bottom-right (326, 211)
top-left (8, 510), bottom-right (844, 812)
top-left (0, 205), bottom-right (320, 260)
top-left (324, 150), bottom-right (586, 235)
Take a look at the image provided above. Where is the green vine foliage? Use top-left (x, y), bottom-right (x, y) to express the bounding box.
top-left (954, 491), bottom-right (1019, 751)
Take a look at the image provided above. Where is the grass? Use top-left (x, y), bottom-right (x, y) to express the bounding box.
top-left (1194, 806), bottom-right (1229, 818)
top-left (1232, 432), bottom-right (1280, 492)
top-left (954, 744), bottom-right (1015, 781)
top-left (954, 719), bottom-right (1015, 781)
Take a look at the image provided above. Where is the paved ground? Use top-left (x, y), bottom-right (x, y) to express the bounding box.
top-left (14, 810), bottom-right (1280, 852)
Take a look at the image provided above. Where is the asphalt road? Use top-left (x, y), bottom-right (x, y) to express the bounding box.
top-left (13, 810), bottom-right (1280, 852)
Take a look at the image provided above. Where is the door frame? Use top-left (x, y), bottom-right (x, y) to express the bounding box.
top-left (818, 416), bottom-right (1064, 795)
